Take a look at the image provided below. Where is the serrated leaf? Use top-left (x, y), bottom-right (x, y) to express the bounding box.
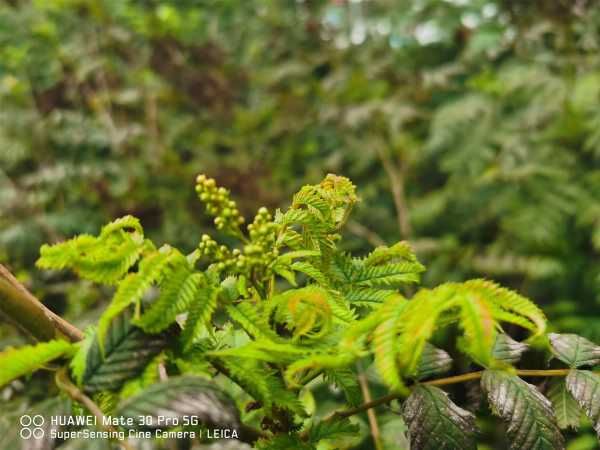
top-left (415, 342), bottom-right (453, 380)
top-left (343, 287), bottom-right (395, 306)
top-left (226, 301), bottom-right (279, 341)
top-left (82, 310), bottom-right (169, 392)
top-left (181, 286), bottom-right (219, 350)
top-left (549, 333), bottom-right (600, 368)
top-left (97, 250), bottom-right (170, 344)
top-left (219, 357), bottom-right (305, 417)
top-left (402, 385), bottom-right (477, 450)
top-left (373, 295), bottom-right (410, 393)
top-left (493, 334), bottom-right (529, 365)
top-left (290, 261), bottom-right (330, 287)
top-left (37, 215), bottom-right (148, 285)
top-left (0, 340), bottom-right (74, 387)
top-left (458, 292), bottom-right (496, 367)
top-left (364, 241), bottom-right (419, 266)
top-left (308, 417), bottom-right (359, 443)
top-left (134, 266), bottom-right (203, 333)
top-left (547, 378), bottom-right (581, 430)
top-left (118, 375), bottom-right (239, 429)
top-left (70, 326), bottom-right (96, 385)
top-left (355, 262), bottom-right (423, 288)
top-left (481, 370), bottom-right (564, 450)
top-left (324, 368), bottom-right (362, 406)
top-left (565, 369), bottom-right (600, 439)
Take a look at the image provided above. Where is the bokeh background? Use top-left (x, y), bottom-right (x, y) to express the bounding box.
top-left (2, 0), bottom-right (600, 448)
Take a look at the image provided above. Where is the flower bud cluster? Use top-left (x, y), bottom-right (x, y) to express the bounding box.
top-left (195, 174), bottom-right (244, 235)
top-left (242, 207), bottom-right (280, 271)
top-left (196, 207), bottom-right (281, 276)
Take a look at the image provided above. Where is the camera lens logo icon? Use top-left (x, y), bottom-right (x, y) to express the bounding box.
top-left (20, 415), bottom-right (45, 439)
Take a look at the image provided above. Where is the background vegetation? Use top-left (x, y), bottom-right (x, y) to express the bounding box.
top-left (2, 0), bottom-right (600, 448)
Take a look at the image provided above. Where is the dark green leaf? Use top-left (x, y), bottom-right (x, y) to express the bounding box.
top-left (415, 342), bottom-right (453, 380)
top-left (118, 375), bottom-right (239, 429)
top-left (548, 333), bottom-right (600, 368)
top-left (82, 310), bottom-right (170, 392)
top-left (493, 334), bottom-right (529, 365)
top-left (565, 369), bottom-right (600, 439)
top-left (546, 378), bottom-right (581, 430)
top-left (402, 385), bottom-right (477, 450)
top-left (481, 370), bottom-right (564, 450)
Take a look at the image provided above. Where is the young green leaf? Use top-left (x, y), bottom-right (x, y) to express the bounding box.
top-left (118, 375), bottom-right (240, 429)
top-left (0, 340), bottom-right (74, 387)
top-left (134, 263), bottom-right (204, 333)
top-left (402, 385), bottom-right (477, 450)
top-left (548, 333), bottom-right (600, 368)
top-left (181, 286), bottom-right (219, 350)
top-left (97, 249), bottom-right (170, 344)
top-left (37, 215), bottom-right (148, 285)
top-left (70, 326), bottom-right (96, 385)
top-left (308, 417), bottom-right (359, 443)
top-left (546, 378), bottom-right (582, 430)
top-left (219, 357), bottom-right (305, 417)
top-left (565, 370), bottom-right (600, 439)
top-left (373, 295), bottom-right (410, 393)
top-left (481, 370), bottom-right (564, 450)
top-left (458, 292), bottom-right (497, 367)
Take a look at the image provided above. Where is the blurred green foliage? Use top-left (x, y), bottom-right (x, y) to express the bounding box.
top-left (3, 0), bottom-right (600, 448)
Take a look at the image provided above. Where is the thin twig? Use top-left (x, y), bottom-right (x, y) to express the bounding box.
top-left (356, 361), bottom-right (384, 450)
top-left (55, 368), bottom-right (135, 450)
top-left (346, 220), bottom-right (385, 247)
top-left (376, 146), bottom-right (411, 238)
top-left (324, 368), bottom-right (575, 422)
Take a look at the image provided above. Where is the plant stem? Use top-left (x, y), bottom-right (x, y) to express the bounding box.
top-left (55, 368), bottom-right (135, 450)
top-left (376, 146), bottom-right (411, 239)
top-left (356, 361), bottom-right (384, 450)
top-left (324, 368), bottom-right (575, 422)
top-left (0, 264), bottom-right (84, 342)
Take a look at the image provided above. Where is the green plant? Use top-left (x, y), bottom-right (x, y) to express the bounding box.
top-left (2, 174), bottom-right (600, 450)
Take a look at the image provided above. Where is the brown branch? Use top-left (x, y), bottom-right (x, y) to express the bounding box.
top-left (323, 368), bottom-right (575, 422)
top-left (0, 264), bottom-right (84, 342)
top-left (346, 220), bottom-right (385, 247)
top-left (376, 147), bottom-right (411, 238)
top-left (356, 361), bottom-right (383, 450)
top-left (55, 368), bottom-right (135, 450)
